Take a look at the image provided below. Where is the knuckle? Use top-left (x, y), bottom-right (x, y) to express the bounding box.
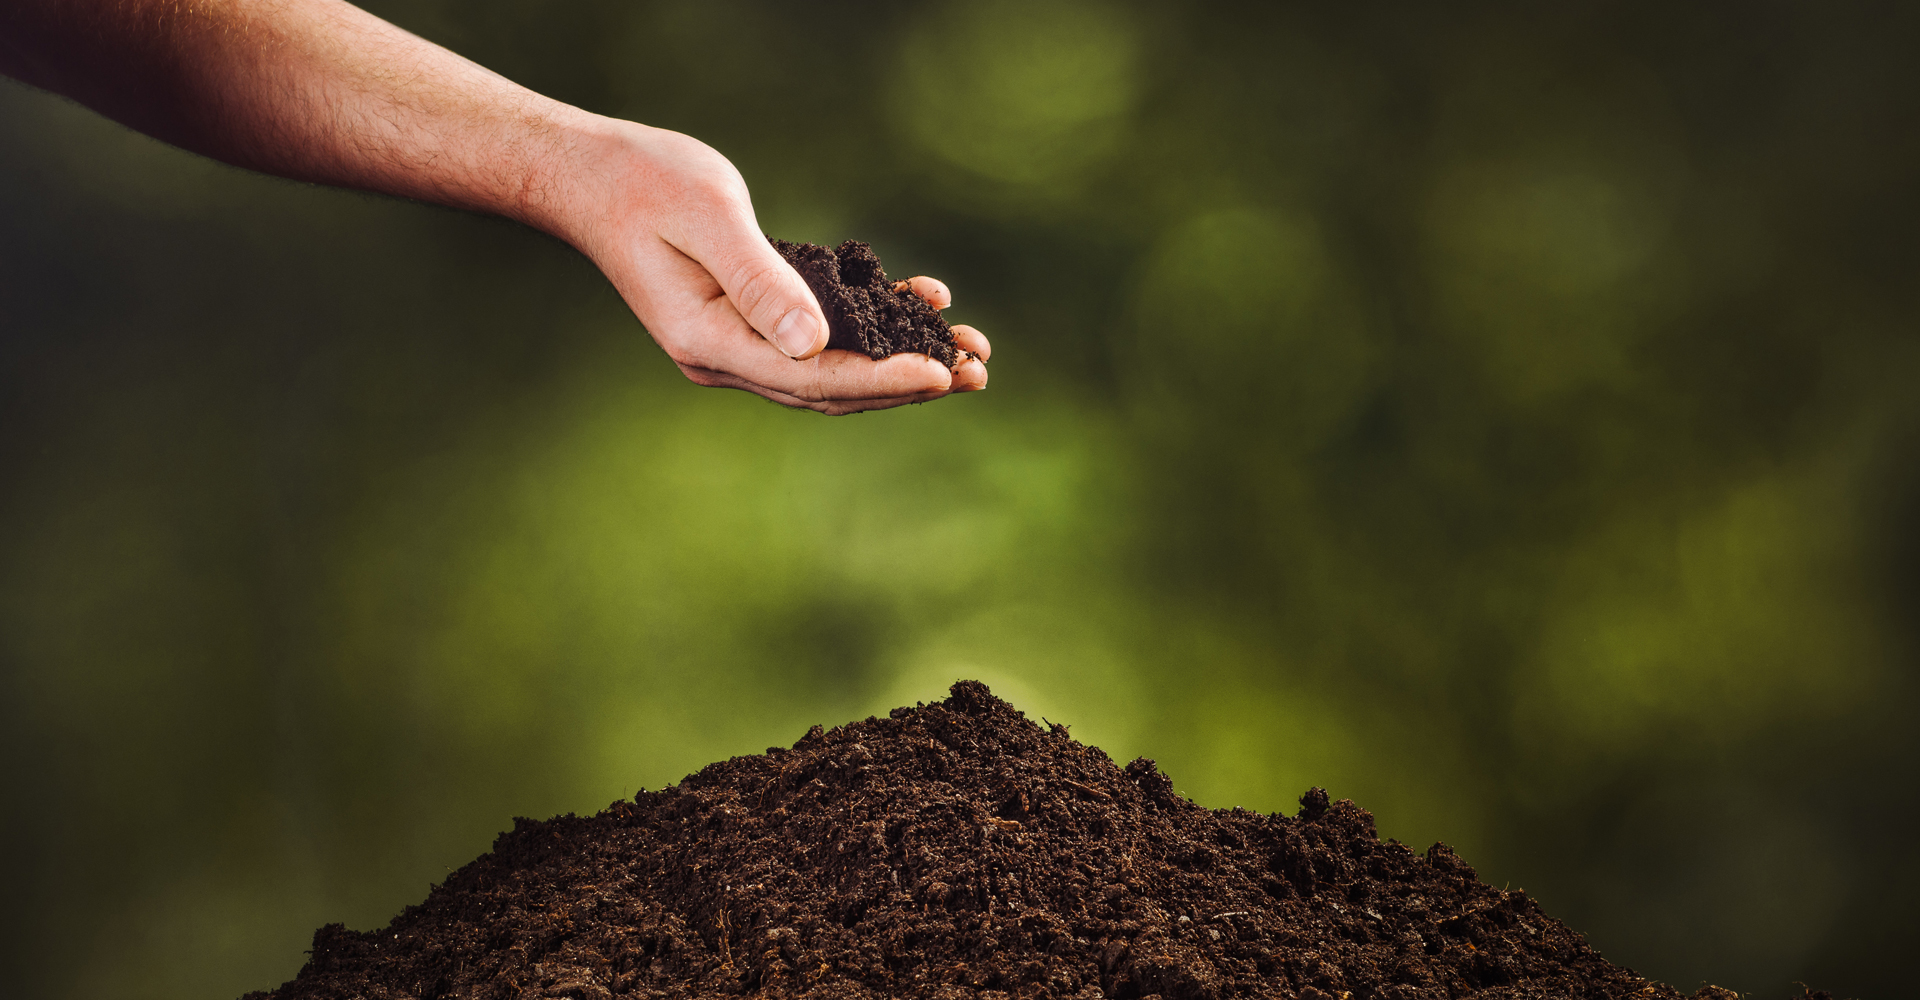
top-left (796, 368), bottom-right (832, 404)
top-left (674, 360), bottom-right (725, 387)
top-left (652, 165), bottom-right (746, 217)
top-left (728, 262), bottom-right (792, 320)
top-left (664, 336), bottom-right (722, 375)
top-left (678, 152), bottom-right (747, 202)
top-left (687, 171), bottom-right (743, 207)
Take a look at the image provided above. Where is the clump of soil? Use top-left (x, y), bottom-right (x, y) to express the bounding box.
top-left (771, 238), bottom-right (971, 366)
top-left (247, 682), bottom-right (1820, 1000)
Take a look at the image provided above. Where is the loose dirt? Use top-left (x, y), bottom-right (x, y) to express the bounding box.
top-left (246, 682), bottom-right (1824, 1000)
top-left (771, 239), bottom-right (968, 366)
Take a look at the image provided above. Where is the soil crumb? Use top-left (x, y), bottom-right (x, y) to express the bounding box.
top-left (247, 682), bottom-right (1823, 1000)
top-left (771, 238), bottom-right (969, 366)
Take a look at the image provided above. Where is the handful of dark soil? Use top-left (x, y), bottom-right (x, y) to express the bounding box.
top-left (772, 239), bottom-right (971, 367)
top-left (248, 682), bottom-right (1821, 1000)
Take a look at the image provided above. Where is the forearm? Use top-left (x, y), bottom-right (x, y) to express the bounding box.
top-left (0, 0), bottom-right (594, 233)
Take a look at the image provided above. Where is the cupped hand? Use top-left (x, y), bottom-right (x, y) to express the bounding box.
top-left (556, 121), bottom-right (989, 414)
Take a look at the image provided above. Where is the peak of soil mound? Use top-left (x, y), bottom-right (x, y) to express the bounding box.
top-left (771, 238), bottom-right (968, 365)
top-left (247, 681), bottom-right (1815, 1000)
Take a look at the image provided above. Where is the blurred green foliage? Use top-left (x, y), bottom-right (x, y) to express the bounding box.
top-left (3, 2), bottom-right (1918, 998)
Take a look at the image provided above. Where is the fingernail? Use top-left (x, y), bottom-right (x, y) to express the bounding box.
top-left (774, 307), bottom-right (823, 358)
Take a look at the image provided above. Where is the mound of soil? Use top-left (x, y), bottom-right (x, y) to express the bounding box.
top-left (771, 239), bottom-right (969, 366)
top-left (247, 682), bottom-right (1819, 1000)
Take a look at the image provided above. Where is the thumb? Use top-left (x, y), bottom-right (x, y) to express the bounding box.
top-left (694, 219), bottom-right (830, 360)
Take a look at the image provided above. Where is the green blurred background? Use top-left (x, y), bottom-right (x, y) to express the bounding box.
top-left (3, 1), bottom-right (1917, 997)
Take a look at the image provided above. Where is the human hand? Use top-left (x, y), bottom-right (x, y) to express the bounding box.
top-left (552, 120), bottom-right (990, 415)
top-left (0, 1), bottom-right (990, 414)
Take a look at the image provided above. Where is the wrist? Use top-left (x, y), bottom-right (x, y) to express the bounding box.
top-left (511, 111), bottom-right (648, 258)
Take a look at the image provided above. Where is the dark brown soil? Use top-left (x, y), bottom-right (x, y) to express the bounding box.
top-left (245, 682), bottom-right (1823, 1000)
top-left (771, 239), bottom-right (970, 366)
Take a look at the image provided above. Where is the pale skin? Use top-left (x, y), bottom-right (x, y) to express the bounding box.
top-left (0, 0), bottom-right (990, 414)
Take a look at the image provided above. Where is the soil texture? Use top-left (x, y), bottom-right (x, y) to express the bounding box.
top-left (771, 239), bottom-right (970, 366)
top-left (247, 682), bottom-right (1824, 1000)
